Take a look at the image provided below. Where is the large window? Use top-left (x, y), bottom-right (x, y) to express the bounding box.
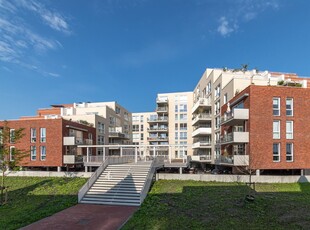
top-left (180, 114), bottom-right (187, 121)
top-left (10, 129), bottom-right (15, 143)
top-left (286, 98), bottom-right (293, 116)
top-left (140, 125), bottom-right (144, 132)
top-left (10, 146), bottom-right (15, 161)
top-left (273, 97), bottom-right (280, 116)
top-left (40, 128), bottom-right (46, 143)
top-left (31, 146), bottom-right (36, 161)
top-left (132, 125), bottom-right (139, 132)
top-left (286, 121), bottom-right (293, 139)
top-left (273, 121), bottom-right (280, 139)
top-left (180, 132), bottom-right (187, 140)
top-left (30, 128), bottom-right (36, 143)
top-left (40, 146), bottom-right (46, 161)
top-left (98, 122), bottom-right (105, 134)
top-left (175, 132), bottom-right (178, 140)
top-left (273, 143), bottom-right (280, 162)
top-left (286, 143), bottom-right (293, 162)
top-left (180, 123), bottom-right (187, 130)
top-left (179, 104), bottom-right (187, 112)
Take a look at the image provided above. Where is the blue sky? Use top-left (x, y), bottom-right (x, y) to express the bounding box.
top-left (1, 0), bottom-right (310, 119)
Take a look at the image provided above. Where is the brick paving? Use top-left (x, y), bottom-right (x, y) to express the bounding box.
top-left (21, 204), bottom-right (138, 230)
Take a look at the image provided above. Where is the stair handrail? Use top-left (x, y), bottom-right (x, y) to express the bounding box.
top-left (78, 157), bottom-right (110, 202)
top-left (140, 156), bottom-right (165, 204)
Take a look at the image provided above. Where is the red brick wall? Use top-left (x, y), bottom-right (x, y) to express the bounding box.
top-left (248, 85), bottom-right (310, 170)
top-left (0, 118), bottom-right (96, 167)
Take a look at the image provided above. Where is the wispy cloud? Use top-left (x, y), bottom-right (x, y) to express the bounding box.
top-left (17, 0), bottom-right (71, 34)
top-left (0, 0), bottom-right (71, 77)
top-left (216, 0), bottom-right (280, 37)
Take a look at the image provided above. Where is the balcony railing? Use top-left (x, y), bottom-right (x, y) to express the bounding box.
top-left (156, 97), bottom-right (168, 104)
top-left (108, 132), bottom-right (129, 139)
top-left (147, 117), bottom-right (168, 122)
top-left (63, 155), bottom-right (84, 164)
top-left (192, 98), bottom-right (211, 114)
top-left (220, 132), bottom-right (249, 144)
top-left (191, 154), bottom-right (212, 161)
top-left (221, 108), bottom-right (249, 126)
top-left (215, 155), bottom-right (249, 166)
top-left (63, 137), bottom-right (93, 146)
top-left (156, 107), bottom-right (168, 112)
top-left (192, 113), bottom-right (212, 125)
top-left (147, 127), bottom-right (168, 132)
top-left (192, 127), bottom-right (212, 137)
top-left (192, 141), bottom-right (212, 148)
top-left (147, 136), bottom-right (169, 141)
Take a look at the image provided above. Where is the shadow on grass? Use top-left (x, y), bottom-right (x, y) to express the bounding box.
top-left (0, 177), bottom-right (82, 230)
top-left (123, 181), bottom-right (310, 230)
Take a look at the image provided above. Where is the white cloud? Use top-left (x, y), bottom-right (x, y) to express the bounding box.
top-left (216, 0), bottom-right (280, 37)
top-left (17, 0), bottom-right (71, 34)
top-left (217, 17), bottom-right (235, 37)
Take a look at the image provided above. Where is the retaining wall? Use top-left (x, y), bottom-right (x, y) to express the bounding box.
top-left (157, 173), bottom-right (310, 183)
top-left (3, 171), bottom-right (93, 178)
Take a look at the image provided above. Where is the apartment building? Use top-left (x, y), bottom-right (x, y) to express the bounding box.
top-left (132, 92), bottom-right (193, 159)
top-left (192, 68), bottom-right (309, 166)
top-left (219, 84), bottom-right (310, 175)
top-left (0, 118), bottom-right (96, 171)
top-left (36, 102), bottom-right (132, 156)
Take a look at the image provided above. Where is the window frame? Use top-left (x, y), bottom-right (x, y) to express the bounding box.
top-left (40, 146), bottom-right (46, 161)
top-left (273, 143), bottom-right (280, 162)
top-left (286, 121), bottom-right (293, 139)
top-left (273, 97), bottom-right (280, 116)
top-left (10, 146), bottom-right (15, 161)
top-left (40, 128), bottom-right (46, 143)
top-left (273, 120), bottom-right (280, 139)
top-left (286, 143), bottom-right (293, 162)
top-left (286, 98), bottom-right (293, 116)
top-left (31, 146), bottom-right (37, 161)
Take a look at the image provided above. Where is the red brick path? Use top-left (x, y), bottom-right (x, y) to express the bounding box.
top-left (21, 204), bottom-right (138, 230)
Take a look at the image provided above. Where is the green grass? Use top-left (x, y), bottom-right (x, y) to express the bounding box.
top-left (0, 176), bottom-right (87, 230)
top-left (123, 180), bottom-right (310, 230)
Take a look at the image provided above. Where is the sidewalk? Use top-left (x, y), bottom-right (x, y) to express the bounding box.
top-left (21, 204), bottom-right (138, 230)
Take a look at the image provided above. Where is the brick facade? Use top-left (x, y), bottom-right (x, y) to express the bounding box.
top-left (221, 85), bottom-right (310, 171)
top-left (0, 118), bottom-right (96, 168)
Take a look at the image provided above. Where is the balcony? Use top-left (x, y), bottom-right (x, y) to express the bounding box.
top-left (63, 137), bottom-right (93, 145)
top-left (215, 155), bottom-right (249, 166)
top-left (192, 98), bottom-right (211, 114)
top-left (147, 127), bottom-right (168, 132)
top-left (156, 106), bottom-right (168, 113)
top-left (192, 127), bottom-right (212, 137)
top-left (220, 132), bottom-right (249, 144)
top-left (147, 117), bottom-right (168, 123)
top-left (63, 155), bottom-right (84, 164)
top-left (192, 113), bottom-right (212, 126)
top-left (147, 136), bottom-right (169, 142)
top-left (221, 108), bottom-right (249, 126)
top-left (156, 97), bottom-right (168, 104)
top-left (109, 132), bottom-right (129, 139)
top-left (191, 154), bottom-right (212, 162)
top-left (192, 141), bottom-right (212, 149)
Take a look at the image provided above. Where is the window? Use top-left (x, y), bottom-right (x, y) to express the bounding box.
top-left (40, 128), bottom-right (46, 143)
top-left (179, 104), bottom-right (187, 112)
top-left (10, 129), bottom-right (15, 143)
top-left (180, 123), bottom-right (187, 130)
top-left (273, 121), bottom-right (280, 139)
top-left (180, 114), bottom-right (187, 121)
top-left (140, 133), bottom-right (144, 141)
top-left (286, 98), bottom-right (293, 116)
top-left (133, 133), bottom-right (140, 140)
top-left (273, 97), bottom-right (280, 116)
top-left (98, 135), bottom-right (104, 145)
top-left (30, 128), bottom-right (36, 143)
top-left (140, 115), bottom-right (144, 122)
top-left (132, 125), bottom-right (139, 132)
top-left (140, 125), bottom-right (144, 132)
top-left (273, 143), bottom-right (280, 162)
top-left (175, 132), bottom-right (178, 140)
top-left (286, 121), bottom-right (293, 139)
top-left (175, 114), bottom-right (178, 120)
top-left (40, 146), bottom-right (46, 161)
top-left (175, 123), bottom-right (178, 131)
top-left (224, 93), bottom-right (228, 104)
top-left (180, 132), bottom-right (187, 140)
top-left (286, 143), bottom-right (293, 162)
top-left (115, 107), bottom-right (121, 114)
top-left (98, 122), bottom-right (105, 134)
top-left (10, 146), bottom-right (15, 161)
top-left (175, 105), bottom-right (178, 112)
top-left (31, 146), bottom-right (36, 161)
top-left (132, 115), bottom-right (139, 122)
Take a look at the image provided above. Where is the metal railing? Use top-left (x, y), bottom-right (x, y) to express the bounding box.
top-left (83, 156), bottom-right (104, 163)
top-left (140, 156), bottom-right (165, 204)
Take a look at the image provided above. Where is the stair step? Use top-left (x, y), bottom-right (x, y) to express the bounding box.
top-left (95, 180), bottom-right (145, 184)
top-left (86, 191), bottom-right (140, 197)
top-left (82, 197), bottom-right (140, 203)
top-left (92, 184), bottom-right (144, 189)
top-left (88, 188), bottom-right (141, 193)
top-left (80, 200), bottom-right (140, 206)
top-left (84, 194), bottom-right (140, 200)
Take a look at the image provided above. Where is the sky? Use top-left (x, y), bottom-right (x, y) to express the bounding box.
top-left (1, 0), bottom-right (310, 119)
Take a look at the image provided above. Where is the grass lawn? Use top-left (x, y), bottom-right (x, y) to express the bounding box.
top-left (0, 176), bottom-right (87, 230)
top-left (123, 180), bottom-right (310, 230)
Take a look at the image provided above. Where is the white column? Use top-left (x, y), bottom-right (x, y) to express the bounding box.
top-left (57, 166), bottom-right (61, 172)
top-left (301, 169), bottom-right (304, 176)
top-left (182, 145), bottom-right (185, 163)
top-left (153, 146), bottom-right (156, 158)
top-left (135, 147), bottom-right (138, 163)
top-left (169, 146), bottom-right (172, 163)
top-left (179, 167), bottom-right (182, 174)
top-left (86, 147), bottom-right (89, 162)
top-left (120, 147), bottom-right (123, 157)
top-left (256, 169), bottom-right (260, 176)
top-left (85, 166), bottom-right (88, 172)
top-left (103, 147), bottom-right (106, 161)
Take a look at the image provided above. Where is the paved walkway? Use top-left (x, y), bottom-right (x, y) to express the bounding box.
top-left (21, 204), bottom-right (138, 230)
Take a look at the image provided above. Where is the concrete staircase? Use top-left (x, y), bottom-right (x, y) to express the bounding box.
top-left (80, 162), bottom-right (152, 206)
